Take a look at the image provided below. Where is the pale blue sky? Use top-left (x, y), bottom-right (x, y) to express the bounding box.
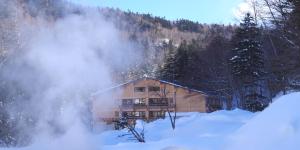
top-left (69, 0), bottom-right (244, 24)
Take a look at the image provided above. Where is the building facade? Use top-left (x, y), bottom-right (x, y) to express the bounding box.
top-left (92, 78), bottom-right (223, 124)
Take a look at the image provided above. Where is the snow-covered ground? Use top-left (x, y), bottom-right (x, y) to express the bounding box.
top-left (2, 92), bottom-right (300, 150)
top-left (99, 109), bottom-right (254, 150)
top-left (99, 92), bottom-right (300, 150)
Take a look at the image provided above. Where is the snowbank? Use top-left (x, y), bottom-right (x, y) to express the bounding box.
top-left (227, 92), bottom-right (300, 150)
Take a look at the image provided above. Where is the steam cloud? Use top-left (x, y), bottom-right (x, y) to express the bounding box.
top-left (1, 3), bottom-right (139, 150)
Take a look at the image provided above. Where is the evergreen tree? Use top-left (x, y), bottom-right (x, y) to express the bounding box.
top-left (160, 40), bottom-right (189, 84)
top-left (174, 40), bottom-right (189, 83)
top-left (293, 0), bottom-right (300, 28)
top-left (184, 39), bottom-right (203, 88)
top-left (160, 41), bottom-right (176, 82)
top-left (230, 13), bottom-right (267, 111)
top-left (289, 0), bottom-right (300, 44)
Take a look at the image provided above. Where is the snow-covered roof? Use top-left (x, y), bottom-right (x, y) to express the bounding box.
top-left (91, 77), bottom-right (207, 96)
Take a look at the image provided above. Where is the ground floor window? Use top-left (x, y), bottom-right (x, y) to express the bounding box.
top-left (149, 111), bottom-right (165, 118)
top-left (122, 111), bottom-right (146, 118)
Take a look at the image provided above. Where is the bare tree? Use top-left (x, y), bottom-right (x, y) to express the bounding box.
top-left (151, 83), bottom-right (176, 130)
top-left (114, 114), bottom-right (145, 143)
top-left (261, 0), bottom-right (298, 48)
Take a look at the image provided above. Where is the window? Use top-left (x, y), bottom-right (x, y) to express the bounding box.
top-left (149, 98), bottom-right (168, 106)
top-left (148, 86), bottom-right (160, 92)
top-left (134, 87), bottom-right (145, 92)
top-left (122, 111), bottom-right (145, 118)
top-left (122, 99), bottom-right (133, 105)
top-left (134, 111), bottom-right (146, 117)
top-left (149, 98), bottom-right (159, 104)
top-left (149, 111), bottom-right (165, 118)
top-left (133, 98), bottom-right (146, 105)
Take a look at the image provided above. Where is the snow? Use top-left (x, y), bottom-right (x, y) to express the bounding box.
top-left (2, 92), bottom-right (300, 150)
top-left (227, 92), bottom-right (300, 150)
top-left (99, 92), bottom-right (300, 150)
top-left (230, 55), bottom-right (239, 60)
top-left (98, 110), bottom-right (254, 150)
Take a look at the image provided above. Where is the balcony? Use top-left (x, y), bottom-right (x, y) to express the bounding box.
top-left (148, 103), bottom-right (175, 110)
top-left (126, 116), bottom-right (147, 119)
top-left (120, 104), bottom-right (147, 110)
top-left (121, 104), bottom-right (133, 109)
top-left (133, 104), bottom-right (147, 109)
top-left (120, 103), bottom-right (175, 110)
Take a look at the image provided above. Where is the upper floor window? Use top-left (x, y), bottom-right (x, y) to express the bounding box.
top-left (149, 98), bottom-right (168, 106)
top-left (148, 86), bottom-right (160, 92)
top-left (134, 87), bottom-right (145, 92)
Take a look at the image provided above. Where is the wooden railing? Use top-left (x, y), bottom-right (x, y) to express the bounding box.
top-left (121, 104), bottom-right (147, 109)
top-left (120, 103), bottom-right (175, 110)
top-left (148, 103), bottom-right (175, 109)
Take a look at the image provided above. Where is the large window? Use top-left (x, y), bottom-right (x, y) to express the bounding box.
top-left (148, 86), bottom-right (160, 92)
top-left (134, 87), bottom-right (145, 92)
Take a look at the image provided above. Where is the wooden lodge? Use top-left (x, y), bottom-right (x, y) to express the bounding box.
top-left (91, 77), bottom-right (225, 124)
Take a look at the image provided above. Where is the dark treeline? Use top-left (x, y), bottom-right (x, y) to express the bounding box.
top-left (101, 8), bottom-right (213, 33)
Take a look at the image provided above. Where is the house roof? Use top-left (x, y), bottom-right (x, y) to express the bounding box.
top-left (91, 77), bottom-right (207, 96)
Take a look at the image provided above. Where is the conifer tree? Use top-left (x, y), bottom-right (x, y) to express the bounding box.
top-left (174, 40), bottom-right (189, 83)
top-left (230, 13), bottom-right (267, 111)
top-left (160, 40), bottom-right (189, 84)
top-left (289, 0), bottom-right (300, 43)
top-left (160, 40), bottom-right (176, 82)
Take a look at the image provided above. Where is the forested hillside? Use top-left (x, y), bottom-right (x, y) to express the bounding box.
top-left (98, 8), bottom-right (237, 83)
top-left (98, 1), bottom-right (300, 110)
top-left (1, 0), bottom-right (300, 107)
top-left (99, 3), bottom-right (300, 108)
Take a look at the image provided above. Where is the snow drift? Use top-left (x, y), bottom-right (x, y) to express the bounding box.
top-left (227, 92), bottom-right (300, 150)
